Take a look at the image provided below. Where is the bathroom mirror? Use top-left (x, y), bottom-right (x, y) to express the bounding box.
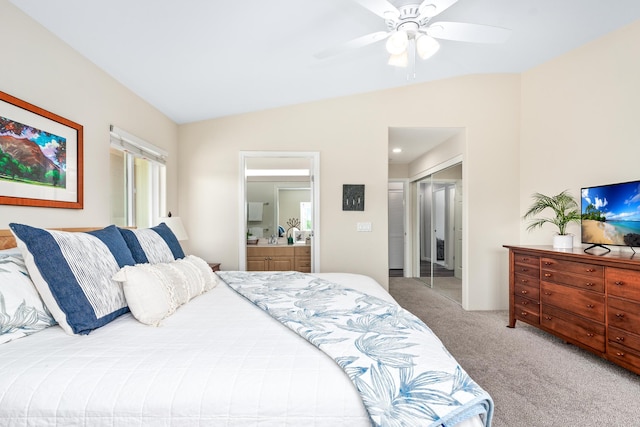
top-left (245, 179), bottom-right (311, 240)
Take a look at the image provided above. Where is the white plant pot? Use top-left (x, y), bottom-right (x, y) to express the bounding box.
top-left (553, 234), bottom-right (573, 249)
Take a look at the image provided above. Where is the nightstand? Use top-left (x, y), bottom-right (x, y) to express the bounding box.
top-left (208, 263), bottom-right (220, 272)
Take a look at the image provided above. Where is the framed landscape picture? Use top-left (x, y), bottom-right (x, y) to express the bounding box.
top-left (0, 91), bottom-right (83, 209)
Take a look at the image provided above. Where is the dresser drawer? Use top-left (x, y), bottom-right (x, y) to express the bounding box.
top-left (541, 257), bottom-right (603, 278)
top-left (295, 258), bottom-right (311, 267)
top-left (513, 252), bottom-right (540, 268)
top-left (294, 258), bottom-right (311, 273)
top-left (514, 295), bottom-right (539, 323)
top-left (607, 342), bottom-right (640, 371)
top-left (294, 245), bottom-right (311, 257)
top-left (540, 270), bottom-right (604, 292)
top-left (607, 268), bottom-right (640, 302)
top-left (608, 296), bottom-right (640, 335)
top-left (541, 305), bottom-right (605, 352)
top-left (514, 263), bottom-right (539, 279)
top-left (515, 280), bottom-right (539, 301)
top-left (608, 326), bottom-right (640, 354)
top-left (514, 272), bottom-right (539, 290)
top-left (540, 282), bottom-right (604, 322)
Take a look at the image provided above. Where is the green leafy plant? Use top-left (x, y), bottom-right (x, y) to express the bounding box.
top-left (523, 190), bottom-right (581, 236)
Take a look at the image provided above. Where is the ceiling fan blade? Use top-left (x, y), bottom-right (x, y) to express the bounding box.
top-left (426, 21), bottom-right (511, 43)
top-left (418, 0), bottom-right (459, 19)
top-left (349, 0), bottom-right (400, 19)
top-left (314, 31), bottom-right (390, 59)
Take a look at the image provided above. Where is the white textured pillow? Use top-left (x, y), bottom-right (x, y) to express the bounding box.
top-left (0, 248), bottom-right (57, 344)
top-left (113, 255), bottom-right (219, 326)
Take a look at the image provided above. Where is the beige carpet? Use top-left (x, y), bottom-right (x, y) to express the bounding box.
top-left (388, 277), bottom-right (640, 427)
top-left (432, 276), bottom-right (462, 303)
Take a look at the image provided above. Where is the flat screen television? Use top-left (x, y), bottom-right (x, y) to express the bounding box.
top-left (581, 180), bottom-right (640, 252)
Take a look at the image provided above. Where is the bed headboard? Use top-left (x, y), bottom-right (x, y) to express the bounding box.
top-left (0, 228), bottom-right (106, 250)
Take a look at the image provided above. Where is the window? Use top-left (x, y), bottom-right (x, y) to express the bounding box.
top-left (300, 202), bottom-right (312, 231)
top-left (109, 126), bottom-right (167, 228)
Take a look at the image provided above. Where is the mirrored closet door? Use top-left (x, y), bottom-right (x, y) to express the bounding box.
top-left (416, 163), bottom-right (462, 303)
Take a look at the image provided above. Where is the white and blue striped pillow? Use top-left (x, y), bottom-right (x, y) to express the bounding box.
top-left (9, 224), bottom-right (136, 335)
top-left (118, 223), bottom-right (185, 264)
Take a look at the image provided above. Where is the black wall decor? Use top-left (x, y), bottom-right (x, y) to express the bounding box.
top-left (343, 184), bottom-right (365, 211)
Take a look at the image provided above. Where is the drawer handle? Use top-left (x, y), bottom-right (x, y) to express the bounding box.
top-left (544, 273), bottom-right (552, 278)
top-left (586, 304), bottom-right (594, 309)
top-left (520, 279), bottom-right (528, 284)
top-left (521, 290), bottom-right (528, 295)
top-left (615, 313), bottom-right (625, 319)
top-left (543, 261), bottom-right (552, 266)
top-left (586, 268), bottom-right (596, 273)
top-left (521, 268), bottom-right (529, 272)
top-left (520, 312), bottom-right (528, 316)
top-left (521, 301), bottom-right (528, 306)
top-left (616, 336), bottom-right (625, 342)
top-left (586, 333), bottom-right (594, 337)
top-left (616, 352), bottom-right (626, 357)
top-left (544, 316), bottom-right (552, 320)
top-left (585, 282), bottom-right (594, 287)
top-left (614, 281), bottom-right (624, 286)
top-left (521, 257), bottom-right (529, 262)
top-left (544, 292), bottom-right (552, 296)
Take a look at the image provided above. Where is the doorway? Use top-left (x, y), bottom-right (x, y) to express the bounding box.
top-left (239, 151), bottom-right (320, 272)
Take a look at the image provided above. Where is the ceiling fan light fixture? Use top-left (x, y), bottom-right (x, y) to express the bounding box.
top-left (418, 3), bottom-right (437, 17)
top-left (383, 10), bottom-right (400, 20)
top-left (388, 51), bottom-right (408, 67)
top-left (416, 34), bottom-right (440, 59)
top-left (386, 30), bottom-right (409, 55)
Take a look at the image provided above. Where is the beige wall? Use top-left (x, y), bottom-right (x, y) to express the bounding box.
top-left (178, 74), bottom-right (521, 308)
top-left (6, 0), bottom-right (635, 311)
top-left (520, 19), bottom-right (640, 249)
top-left (0, 2), bottom-right (178, 229)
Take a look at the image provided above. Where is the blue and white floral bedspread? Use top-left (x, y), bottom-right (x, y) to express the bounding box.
top-left (217, 271), bottom-right (493, 427)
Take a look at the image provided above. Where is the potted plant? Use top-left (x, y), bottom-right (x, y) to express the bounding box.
top-left (523, 190), bottom-right (581, 249)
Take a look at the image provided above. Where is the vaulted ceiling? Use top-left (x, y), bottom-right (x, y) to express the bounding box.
top-left (11, 0), bottom-right (640, 125)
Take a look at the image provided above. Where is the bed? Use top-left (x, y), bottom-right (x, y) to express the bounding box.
top-left (0, 225), bottom-right (492, 426)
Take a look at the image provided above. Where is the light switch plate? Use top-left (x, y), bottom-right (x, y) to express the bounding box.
top-left (357, 222), bottom-right (372, 232)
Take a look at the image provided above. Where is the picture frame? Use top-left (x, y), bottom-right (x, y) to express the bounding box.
top-left (0, 91), bottom-right (83, 209)
top-left (343, 184), bottom-right (365, 211)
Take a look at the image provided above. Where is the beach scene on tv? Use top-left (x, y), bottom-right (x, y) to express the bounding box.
top-left (581, 181), bottom-right (640, 247)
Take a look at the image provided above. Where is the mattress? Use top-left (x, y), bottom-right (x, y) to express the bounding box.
top-left (0, 272), bottom-right (484, 426)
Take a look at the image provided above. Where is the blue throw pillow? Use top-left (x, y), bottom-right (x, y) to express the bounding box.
top-left (118, 223), bottom-right (185, 264)
top-left (9, 224), bottom-right (136, 335)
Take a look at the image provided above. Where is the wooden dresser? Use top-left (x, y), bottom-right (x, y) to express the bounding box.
top-left (505, 245), bottom-right (640, 375)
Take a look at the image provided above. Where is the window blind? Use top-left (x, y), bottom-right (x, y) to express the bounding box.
top-left (109, 125), bottom-right (167, 165)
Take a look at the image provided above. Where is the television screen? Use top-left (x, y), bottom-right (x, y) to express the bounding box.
top-left (581, 180), bottom-right (640, 247)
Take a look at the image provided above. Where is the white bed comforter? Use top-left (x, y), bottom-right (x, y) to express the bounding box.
top-left (0, 273), bottom-right (483, 427)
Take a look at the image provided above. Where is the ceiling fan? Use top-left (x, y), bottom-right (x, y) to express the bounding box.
top-left (315, 0), bottom-right (511, 67)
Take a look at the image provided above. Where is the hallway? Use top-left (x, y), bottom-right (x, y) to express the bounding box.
top-left (389, 260), bottom-right (461, 304)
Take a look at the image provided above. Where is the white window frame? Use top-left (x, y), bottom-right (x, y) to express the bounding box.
top-left (110, 125), bottom-right (167, 227)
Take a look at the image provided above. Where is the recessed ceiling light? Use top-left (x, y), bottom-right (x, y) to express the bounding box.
top-left (392, 148), bottom-right (402, 153)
